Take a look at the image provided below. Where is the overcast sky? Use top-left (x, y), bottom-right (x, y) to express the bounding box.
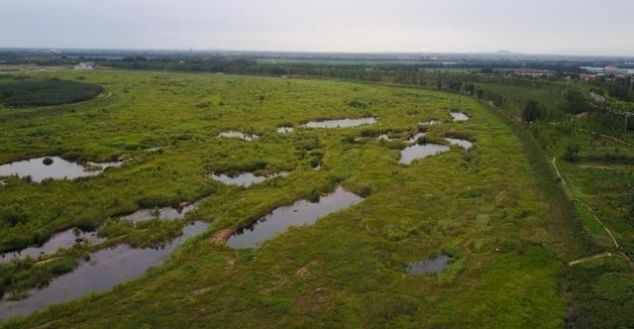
top-left (2, 0), bottom-right (633, 55)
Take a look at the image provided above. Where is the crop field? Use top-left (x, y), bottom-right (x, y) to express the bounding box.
top-left (0, 69), bottom-right (622, 328)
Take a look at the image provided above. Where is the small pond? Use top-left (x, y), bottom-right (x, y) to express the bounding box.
top-left (0, 221), bottom-right (209, 320)
top-left (446, 138), bottom-right (473, 150)
top-left (277, 127), bottom-right (294, 134)
top-left (450, 111), bottom-right (470, 122)
top-left (0, 157), bottom-right (122, 183)
top-left (227, 187), bottom-right (363, 248)
top-left (121, 201), bottom-right (200, 224)
top-left (377, 134), bottom-right (392, 141)
top-left (419, 120), bottom-right (440, 126)
top-left (218, 131), bottom-right (259, 141)
top-left (0, 229), bottom-right (104, 263)
top-left (407, 253), bottom-right (451, 275)
top-left (210, 171), bottom-right (288, 188)
top-left (399, 143), bottom-right (450, 165)
top-left (302, 117), bottom-right (376, 129)
top-left (408, 132), bottom-right (427, 144)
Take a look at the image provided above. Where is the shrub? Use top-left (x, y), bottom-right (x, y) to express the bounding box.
top-left (522, 100), bottom-right (541, 122)
top-left (0, 79), bottom-right (103, 107)
top-left (0, 205), bottom-right (28, 226)
top-left (306, 189), bottom-right (321, 203)
top-left (563, 144), bottom-right (581, 162)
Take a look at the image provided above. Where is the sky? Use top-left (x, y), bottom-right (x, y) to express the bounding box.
top-left (2, 0), bottom-right (634, 56)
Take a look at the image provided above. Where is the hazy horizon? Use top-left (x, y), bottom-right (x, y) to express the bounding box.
top-left (3, 0), bottom-right (634, 57)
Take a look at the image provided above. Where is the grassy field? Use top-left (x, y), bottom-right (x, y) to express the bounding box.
top-left (0, 68), bottom-right (609, 328)
top-left (476, 80), bottom-right (634, 329)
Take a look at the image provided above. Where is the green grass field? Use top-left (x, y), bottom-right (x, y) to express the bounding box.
top-left (0, 68), bottom-right (625, 328)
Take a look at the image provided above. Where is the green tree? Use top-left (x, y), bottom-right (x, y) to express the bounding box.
top-left (522, 100), bottom-right (541, 122)
top-left (563, 144), bottom-right (581, 162)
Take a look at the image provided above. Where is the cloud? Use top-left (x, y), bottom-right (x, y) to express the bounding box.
top-left (1, 0), bottom-right (633, 55)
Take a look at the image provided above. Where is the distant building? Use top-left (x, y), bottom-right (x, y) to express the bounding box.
top-left (512, 69), bottom-right (552, 79)
top-left (74, 62), bottom-right (95, 70)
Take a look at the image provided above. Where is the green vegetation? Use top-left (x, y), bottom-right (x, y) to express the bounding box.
top-left (0, 78), bottom-right (102, 107)
top-left (0, 66), bottom-right (631, 328)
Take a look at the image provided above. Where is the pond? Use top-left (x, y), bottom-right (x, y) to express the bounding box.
top-left (302, 117), bottom-right (376, 128)
top-left (227, 187), bottom-right (363, 248)
top-left (121, 201), bottom-right (200, 224)
top-left (446, 138), bottom-right (473, 150)
top-left (0, 229), bottom-right (104, 263)
top-left (399, 143), bottom-right (450, 165)
top-left (408, 132), bottom-right (427, 144)
top-left (218, 131), bottom-right (259, 141)
top-left (407, 253), bottom-right (451, 275)
top-left (210, 171), bottom-right (288, 187)
top-left (0, 157), bottom-right (122, 183)
top-left (450, 111), bottom-right (470, 122)
top-left (277, 127), bottom-right (294, 134)
top-left (0, 221), bottom-right (209, 320)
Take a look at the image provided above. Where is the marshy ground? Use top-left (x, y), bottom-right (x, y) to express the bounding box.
top-left (0, 69), bottom-right (621, 328)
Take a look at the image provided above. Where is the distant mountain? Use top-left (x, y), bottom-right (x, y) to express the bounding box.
top-left (494, 50), bottom-right (520, 56)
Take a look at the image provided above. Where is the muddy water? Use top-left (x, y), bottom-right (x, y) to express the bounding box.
top-left (227, 187), bottom-right (363, 248)
top-left (210, 172), bottom-right (288, 187)
top-left (0, 221), bottom-right (209, 320)
top-left (0, 157), bottom-right (122, 182)
top-left (450, 112), bottom-right (470, 122)
top-left (399, 143), bottom-right (450, 165)
top-left (218, 131), bottom-right (259, 141)
top-left (302, 117), bottom-right (376, 128)
top-left (121, 202), bottom-right (200, 224)
top-left (407, 254), bottom-right (451, 274)
top-left (0, 230), bottom-right (104, 263)
top-left (446, 138), bottom-right (473, 150)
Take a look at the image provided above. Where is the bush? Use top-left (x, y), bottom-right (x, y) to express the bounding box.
top-left (42, 157), bottom-right (54, 166)
top-left (0, 205), bottom-right (28, 226)
top-left (563, 144), bottom-right (581, 162)
top-left (306, 189), bottom-right (321, 203)
top-left (0, 79), bottom-right (103, 107)
top-left (522, 100), bottom-right (541, 122)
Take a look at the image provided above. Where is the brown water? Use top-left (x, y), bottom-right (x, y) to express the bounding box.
top-left (0, 157), bottom-right (122, 182)
top-left (302, 117), bottom-right (376, 128)
top-left (210, 171), bottom-right (288, 187)
top-left (227, 187), bottom-right (363, 248)
top-left (0, 229), bottom-right (104, 263)
top-left (0, 221), bottom-right (209, 320)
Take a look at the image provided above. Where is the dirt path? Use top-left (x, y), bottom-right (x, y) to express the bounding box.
top-left (568, 252), bottom-right (613, 266)
top-left (552, 157), bottom-right (620, 249)
top-left (552, 157), bottom-right (633, 265)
